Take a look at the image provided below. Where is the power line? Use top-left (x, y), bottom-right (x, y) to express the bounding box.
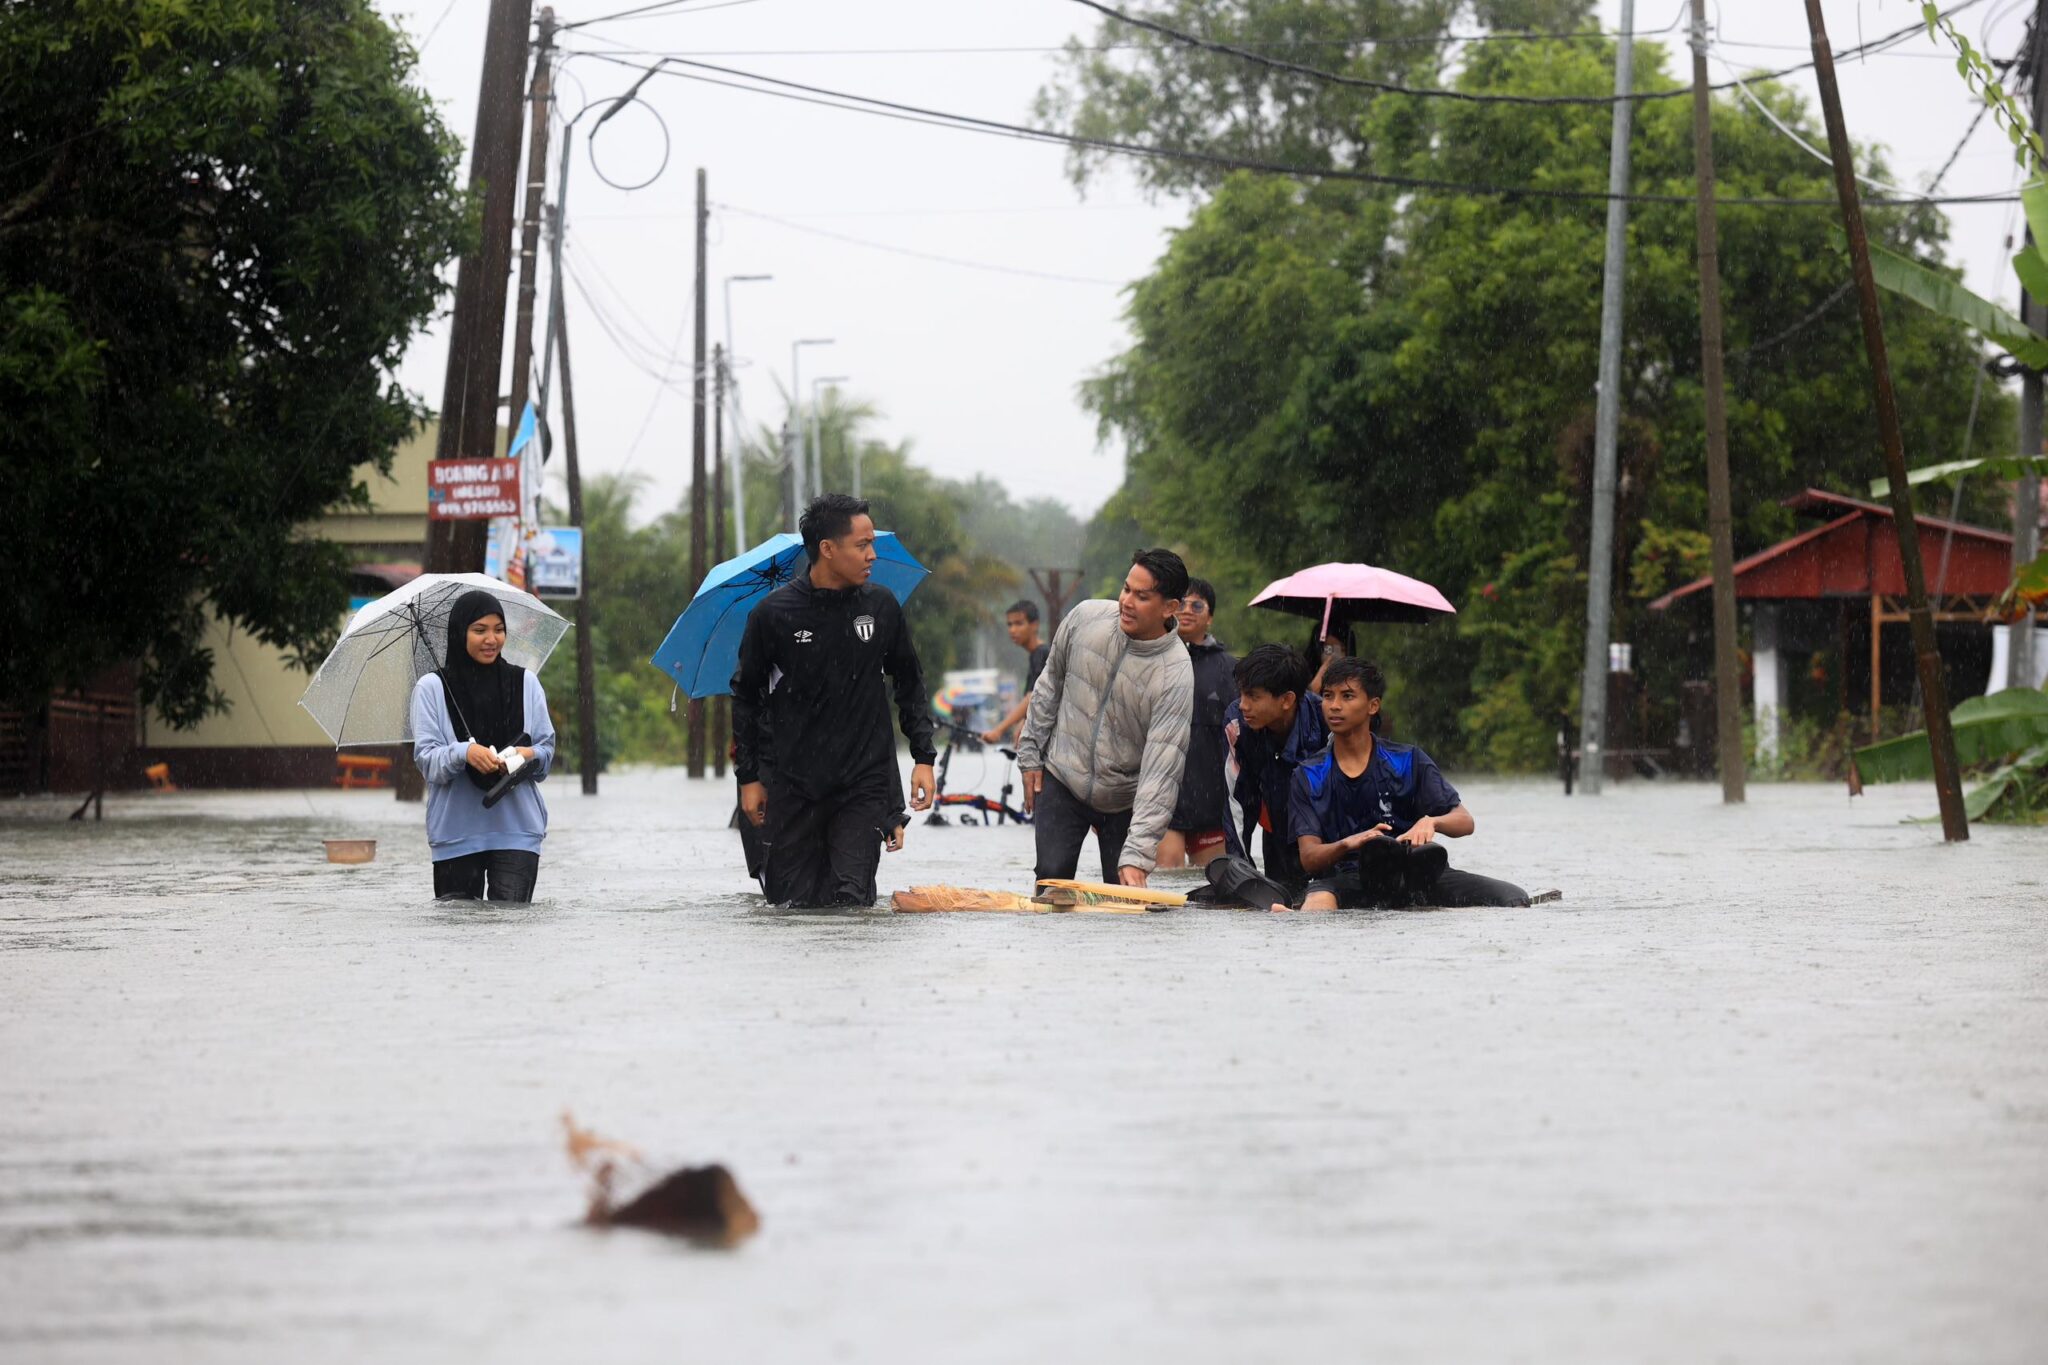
top-left (1064, 0), bottom-right (1988, 108)
top-left (713, 201), bottom-right (1128, 285)
top-left (552, 21), bottom-right (1689, 58)
top-left (1728, 281), bottom-right (1854, 362)
top-left (416, 0), bottom-right (462, 53)
top-left (1710, 49), bottom-right (1936, 202)
top-left (1929, 90), bottom-right (1997, 194)
top-left (557, 0), bottom-right (757, 33)
top-left (559, 48), bottom-right (2023, 207)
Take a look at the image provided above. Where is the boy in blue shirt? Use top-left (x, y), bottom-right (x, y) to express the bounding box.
top-left (1287, 657), bottom-right (1530, 910)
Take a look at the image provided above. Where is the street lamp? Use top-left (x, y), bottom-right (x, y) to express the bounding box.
top-left (811, 376), bottom-right (850, 496)
top-left (790, 337), bottom-right (834, 504)
top-left (722, 274), bottom-right (771, 541)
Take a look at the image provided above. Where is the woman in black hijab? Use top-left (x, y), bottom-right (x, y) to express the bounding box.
top-left (408, 589), bottom-right (558, 901)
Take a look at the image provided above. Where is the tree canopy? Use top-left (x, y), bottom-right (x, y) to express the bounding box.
top-left (543, 396), bottom-right (1085, 770)
top-left (1049, 20), bottom-right (2010, 767)
top-left (3, 0), bottom-right (468, 725)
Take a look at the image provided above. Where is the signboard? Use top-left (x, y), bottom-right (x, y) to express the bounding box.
top-left (427, 458), bottom-right (522, 520)
top-left (529, 527), bottom-right (583, 599)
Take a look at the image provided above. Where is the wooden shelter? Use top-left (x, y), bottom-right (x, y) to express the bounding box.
top-left (1649, 489), bottom-right (2015, 743)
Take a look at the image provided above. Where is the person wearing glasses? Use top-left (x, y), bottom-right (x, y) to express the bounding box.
top-left (1156, 577), bottom-right (1237, 870)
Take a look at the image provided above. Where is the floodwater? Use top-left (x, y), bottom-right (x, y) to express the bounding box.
top-left (1, 767), bottom-right (2043, 1364)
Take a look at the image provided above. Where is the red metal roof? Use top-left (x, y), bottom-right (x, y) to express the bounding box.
top-left (1647, 488), bottom-right (2013, 610)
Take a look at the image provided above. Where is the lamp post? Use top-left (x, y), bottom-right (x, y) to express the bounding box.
top-left (812, 375), bottom-right (850, 494)
top-left (790, 337), bottom-right (834, 506)
top-left (721, 273), bottom-right (771, 544)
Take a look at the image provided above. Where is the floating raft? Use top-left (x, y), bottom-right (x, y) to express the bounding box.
top-left (891, 879), bottom-right (1186, 914)
top-left (891, 881), bottom-right (1565, 914)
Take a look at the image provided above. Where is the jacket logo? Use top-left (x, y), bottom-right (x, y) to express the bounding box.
top-left (854, 614), bottom-right (875, 642)
top-left (793, 630), bottom-right (814, 644)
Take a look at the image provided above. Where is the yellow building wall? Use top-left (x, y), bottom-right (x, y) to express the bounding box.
top-left (150, 422), bottom-right (444, 751)
top-left (146, 623), bottom-right (336, 749)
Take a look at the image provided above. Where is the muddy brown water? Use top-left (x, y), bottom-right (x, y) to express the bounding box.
top-left (2, 770), bottom-right (2043, 1362)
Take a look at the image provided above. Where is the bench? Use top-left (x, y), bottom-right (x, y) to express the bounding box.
top-left (335, 754), bottom-right (394, 789)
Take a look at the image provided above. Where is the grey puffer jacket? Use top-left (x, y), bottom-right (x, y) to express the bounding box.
top-left (1015, 599), bottom-right (1194, 873)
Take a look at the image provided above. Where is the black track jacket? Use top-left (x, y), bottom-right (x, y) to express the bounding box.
top-left (731, 574), bottom-right (938, 800)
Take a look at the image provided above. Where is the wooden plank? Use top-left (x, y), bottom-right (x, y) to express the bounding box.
top-left (1034, 878), bottom-right (1187, 907)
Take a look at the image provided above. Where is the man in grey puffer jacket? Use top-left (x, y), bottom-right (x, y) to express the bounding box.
top-left (1017, 549), bottom-right (1195, 888)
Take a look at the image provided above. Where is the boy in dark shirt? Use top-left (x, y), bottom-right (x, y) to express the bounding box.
top-left (1287, 658), bottom-right (1529, 910)
top-left (1220, 644), bottom-right (1328, 901)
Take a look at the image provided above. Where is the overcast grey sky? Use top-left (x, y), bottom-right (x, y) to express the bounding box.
top-left (378, 0), bottom-right (2033, 526)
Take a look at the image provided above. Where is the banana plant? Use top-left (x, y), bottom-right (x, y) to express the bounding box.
top-left (1854, 688), bottom-right (2048, 821)
top-left (1857, 180), bottom-right (2048, 367)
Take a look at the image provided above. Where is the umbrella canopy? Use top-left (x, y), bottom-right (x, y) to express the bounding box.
top-left (1250, 562), bottom-right (1457, 632)
top-left (298, 572), bottom-right (570, 746)
top-left (650, 532), bottom-right (929, 699)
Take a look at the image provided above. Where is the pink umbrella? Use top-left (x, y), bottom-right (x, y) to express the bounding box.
top-left (1249, 562), bottom-right (1457, 635)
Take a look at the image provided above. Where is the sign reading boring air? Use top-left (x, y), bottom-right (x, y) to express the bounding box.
top-left (426, 458), bottom-right (523, 520)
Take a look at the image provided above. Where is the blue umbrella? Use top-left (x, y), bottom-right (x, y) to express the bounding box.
top-left (649, 531), bottom-right (930, 698)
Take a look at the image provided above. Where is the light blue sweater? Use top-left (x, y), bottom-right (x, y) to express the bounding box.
top-left (410, 671), bottom-right (557, 860)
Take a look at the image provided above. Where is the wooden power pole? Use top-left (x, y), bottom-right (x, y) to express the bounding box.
top-left (404, 0), bottom-right (533, 802)
top-left (424, 0), bottom-right (534, 579)
top-left (505, 9), bottom-right (554, 436)
top-left (711, 342), bottom-right (729, 778)
top-left (1690, 0), bottom-right (1746, 804)
top-left (554, 284), bottom-right (599, 796)
top-left (1802, 0), bottom-right (1969, 841)
top-left (687, 167), bottom-right (710, 778)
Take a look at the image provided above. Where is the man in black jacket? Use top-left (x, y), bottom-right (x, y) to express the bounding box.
top-left (731, 493), bottom-right (938, 906)
top-left (1158, 577), bottom-right (1236, 869)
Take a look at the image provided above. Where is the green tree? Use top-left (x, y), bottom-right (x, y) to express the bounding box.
top-left (1066, 37), bottom-right (2009, 767)
top-left (1036, 0), bottom-right (1597, 198)
top-left (3, 0), bottom-right (467, 725)
top-left (734, 393), bottom-right (1026, 677)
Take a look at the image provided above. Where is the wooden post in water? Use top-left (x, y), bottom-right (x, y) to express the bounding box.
top-left (1689, 0), bottom-right (1745, 803)
top-left (1802, 0), bottom-right (1968, 841)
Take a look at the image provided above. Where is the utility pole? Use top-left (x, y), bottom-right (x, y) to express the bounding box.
top-left (554, 284), bottom-right (600, 796)
top-left (723, 273), bottom-right (773, 547)
top-left (424, 0), bottom-right (534, 581)
top-left (505, 9), bottom-right (554, 434)
top-left (1691, 0), bottom-right (1746, 804)
top-left (808, 385), bottom-right (826, 497)
top-left (781, 422), bottom-right (801, 531)
top-left (2014, 1), bottom-right (2046, 689)
top-left (1574, 0), bottom-right (1634, 796)
top-left (1803, 0), bottom-right (1969, 841)
top-left (711, 342), bottom-right (729, 779)
top-left (687, 168), bottom-right (709, 778)
top-left (407, 0), bottom-right (533, 803)
top-left (790, 337), bottom-right (833, 508)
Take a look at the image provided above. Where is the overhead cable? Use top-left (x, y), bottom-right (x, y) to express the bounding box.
top-left (714, 201), bottom-right (1129, 285)
top-left (1065, 0), bottom-right (1989, 108)
top-left (557, 0), bottom-right (758, 34)
top-left (1709, 51), bottom-right (1940, 202)
top-left (557, 48), bottom-right (2022, 207)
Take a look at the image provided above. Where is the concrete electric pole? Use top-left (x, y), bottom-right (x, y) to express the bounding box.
top-left (1574, 0), bottom-right (1634, 796)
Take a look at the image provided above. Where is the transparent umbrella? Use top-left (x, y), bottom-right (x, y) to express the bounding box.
top-left (298, 573), bottom-right (570, 746)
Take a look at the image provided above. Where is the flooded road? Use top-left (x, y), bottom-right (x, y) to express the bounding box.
top-left (2, 770), bottom-right (2043, 1363)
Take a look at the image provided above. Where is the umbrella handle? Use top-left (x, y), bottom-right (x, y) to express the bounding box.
top-left (1319, 595), bottom-right (1334, 640)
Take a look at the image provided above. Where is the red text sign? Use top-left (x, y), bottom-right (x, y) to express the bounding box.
top-left (427, 459), bottom-right (523, 520)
